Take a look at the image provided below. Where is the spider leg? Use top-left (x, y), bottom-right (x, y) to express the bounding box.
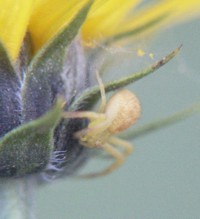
top-left (109, 136), bottom-right (133, 156)
top-left (63, 111), bottom-right (105, 139)
top-left (63, 111), bottom-right (107, 136)
top-left (96, 70), bottom-right (106, 113)
top-left (63, 110), bottom-right (113, 148)
top-left (74, 117), bottom-right (111, 139)
top-left (90, 137), bottom-right (133, 159)
top-left (77, 143), bottom-right (125, 178)
top-left (92, 149), bottom-right (114, 160)
top-left (63, 111), bottom-right (102, 120)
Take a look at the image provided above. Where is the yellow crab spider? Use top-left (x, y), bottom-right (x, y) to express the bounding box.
top-left (63, 72), bottom-right (141, 178)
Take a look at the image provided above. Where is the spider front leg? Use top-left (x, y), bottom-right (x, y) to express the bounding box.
top-left (63, 111), bottom-right (107, 136)
top-left (96, 70), bottom-right (106, 113)
top-left (63, 111), bottom-right (108, 137)
top-left (63, 111), bottom-right (102, 120)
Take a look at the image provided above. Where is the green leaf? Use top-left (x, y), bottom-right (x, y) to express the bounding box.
top-left (70, 46), bottom-right (181, 110)
top-left (21, 0), bottom-right (94, 121)
top-left (0, 99), bottom-right (64, 177)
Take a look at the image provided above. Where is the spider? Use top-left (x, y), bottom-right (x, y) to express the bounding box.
top-left (63, 72), bottom-right (141, 178)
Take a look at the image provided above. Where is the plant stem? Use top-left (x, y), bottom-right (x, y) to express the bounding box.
top-left (0, 177), bottom-right (36, 219)
top-left (123, 102), bottom-right (200, 139)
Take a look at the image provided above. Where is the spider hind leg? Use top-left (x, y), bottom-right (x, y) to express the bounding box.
top-left (77, 142), bottom-right (126, 178)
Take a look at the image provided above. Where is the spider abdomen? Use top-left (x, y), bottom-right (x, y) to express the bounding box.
top-left (105, 89), bottom-right (141, 134)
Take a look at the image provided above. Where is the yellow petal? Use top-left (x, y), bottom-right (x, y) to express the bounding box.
top-left (82, 0), bottom-right (140, 41)
top-left (0, 0), bottom-right (33, 60)
top-left (120, 0), bottom-right (200, 36)
top-left (82, 0), bottom-right (200, 44)
top-left (29, 0), bottom-right (90, 53)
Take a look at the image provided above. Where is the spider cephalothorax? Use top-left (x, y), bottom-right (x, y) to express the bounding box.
top-left (63, 72), bottom-right (141, 177)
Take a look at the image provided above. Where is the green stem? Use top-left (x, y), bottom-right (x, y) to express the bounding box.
top-left (122, 102), bottom-right (200, 139)
top-left (0, 177), bottom-right (36, 219)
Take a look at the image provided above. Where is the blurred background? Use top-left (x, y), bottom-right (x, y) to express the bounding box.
top-left (36, 17), bottom-right (200, 219)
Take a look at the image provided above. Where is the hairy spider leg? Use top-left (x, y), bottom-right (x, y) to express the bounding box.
top-left (96, 70), bottom-right (107, 113)
top-left (89, 136), bottom-right (133, 160)
top-left (79, 137), bottom-right (133, 177)
top-left (79, 142), bottom-right (125, 178)
top-left (63, 111), bottom-right (113, 146)
top-left (109, 136), bottom-right (133, 156)
top-left (63, 111), bottom-right (101, 120)
top-left (74, 116), bottom-right (112, 142)
top-left (63, 111), bottom-right (108, 136)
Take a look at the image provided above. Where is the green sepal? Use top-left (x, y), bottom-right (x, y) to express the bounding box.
top-left (70, 46), bottom-right (181, 110)
top-left (0, 99), bottom-right (64, 177)
top-left (0, 41), bottom-right (22, 136)
top-left (0, 41), bottom-right (15, 74)
top-left (21, 0), bottom-right (94, 121)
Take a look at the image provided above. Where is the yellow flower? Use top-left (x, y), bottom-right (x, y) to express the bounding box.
top-left (0, 0), bottom-right (199, 60)
top-left (0, 2), bottom-right (200, 215)
top-left (82, 0), bottom-right (200, 42)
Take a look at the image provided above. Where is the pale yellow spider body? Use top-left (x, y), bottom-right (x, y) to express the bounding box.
top-left (63, 73), bottom-right (141, 178)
